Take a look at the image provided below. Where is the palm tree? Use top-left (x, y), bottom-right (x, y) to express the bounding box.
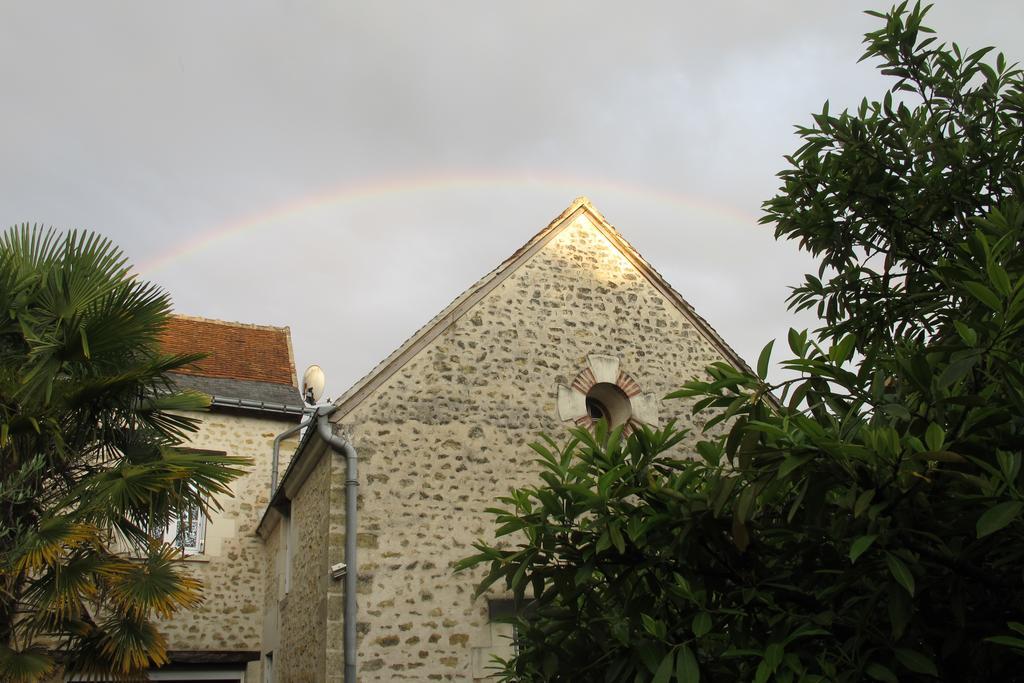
top-left (0, 226), bottom-right (249, 681)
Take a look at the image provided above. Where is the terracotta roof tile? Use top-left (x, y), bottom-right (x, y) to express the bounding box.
top-left (159, 315), bottom-right (296, 387)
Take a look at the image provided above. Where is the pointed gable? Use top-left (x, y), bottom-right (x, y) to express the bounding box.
top-left (259, 199), bottom-right (758, 669)
top-left (327, 196), bottom-right (752, 421)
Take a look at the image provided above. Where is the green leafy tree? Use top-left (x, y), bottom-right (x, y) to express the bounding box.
top-left (459, 4), bottom-right (1024, 681)
top-left (0, 227), bottom-right (249, 681)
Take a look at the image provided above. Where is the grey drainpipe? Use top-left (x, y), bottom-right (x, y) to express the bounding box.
top-left (271, 415), bottom-right (313, 496)
top-left (316, 405), bottom-right (358, 683)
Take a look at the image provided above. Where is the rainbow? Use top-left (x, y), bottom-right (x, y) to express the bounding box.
top-left (138, 171), bottom-right (759, 275)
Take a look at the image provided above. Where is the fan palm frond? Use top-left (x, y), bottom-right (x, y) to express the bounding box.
top-left (0, 224), bottom-right (246, 681)
top-left (20, 548), bottom-right (105, 630)
top-left (9, 518), bottom-right (97, 575)
top-left (103, 544), bottom-right (203, 619)
top-left (0, 644), bottom-right (55, 683)
top-left (95, 611), bottom-right (168, 673)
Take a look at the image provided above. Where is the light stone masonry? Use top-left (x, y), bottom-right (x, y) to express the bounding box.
top-left (158, 411), bottom-right (299, 681)
top-left (264, 203), bottom-right (743, 681)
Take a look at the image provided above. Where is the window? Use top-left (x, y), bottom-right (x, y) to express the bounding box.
top-left (146, 501), bottom-right (206, 555)
top-left (263, 652), bottom-right (274, 683)
top-left (586, 396), bottom-right (608, 421)
top-left (139, 449), bottom-right (224, 556)
top-left (557, 354), bottom-right (658, 436)
top-left (473, 599), bottom-right (522, 679)
top-left (585, 382), bottom-right (632, 428)
top-left (163, 503), bottom-right (207, 554)
top-left (488, 599), bottom-right (519, 649)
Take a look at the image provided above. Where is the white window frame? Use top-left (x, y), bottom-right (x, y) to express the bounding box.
top-left (163, 501), bottom-right (207, 554)
top-left (146, 499), bottom-right (207, 556)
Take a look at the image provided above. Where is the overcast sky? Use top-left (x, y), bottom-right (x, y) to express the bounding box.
top-left (2, 2), bottom-right (1021, 397)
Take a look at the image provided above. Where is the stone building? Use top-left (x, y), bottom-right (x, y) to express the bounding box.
top-left (256, 197), bottom-right (752, 682)
top-left (149, 316), bottom-right (305, 681)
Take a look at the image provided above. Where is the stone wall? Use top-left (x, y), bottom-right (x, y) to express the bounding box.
top-left (277, 446), bottom-right (335, 682)
top-left (300, 213), bottom-right (735, 681)
top-left (156, 411), bottom-right (298, 674)
top-left (261, 508), bottom-right (282, 667)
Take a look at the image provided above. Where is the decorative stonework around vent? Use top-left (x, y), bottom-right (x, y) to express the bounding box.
top-left (557, 354), bottom-right (659, 435)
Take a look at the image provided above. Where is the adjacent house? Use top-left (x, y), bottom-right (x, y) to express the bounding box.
top-left (255, 197), bottom-right (752, 681)
top-left (151, 316), bottom-right (304, 682)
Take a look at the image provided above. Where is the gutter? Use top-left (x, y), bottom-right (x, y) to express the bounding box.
top-left (208, 395), bottom-right (306, 419)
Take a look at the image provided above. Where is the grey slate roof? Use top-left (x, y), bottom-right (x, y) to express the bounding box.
top-left (170, 373), bottom-right (304, 418)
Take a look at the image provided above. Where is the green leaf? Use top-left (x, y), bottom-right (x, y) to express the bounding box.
top-left (976, 501), bottom-right (1023, 538)
top-left (712, 476), bottom-right (739, 517)
top-left (643, 614), bottom-right (667, 643)
top-left (788, 328), bottom-right (806, 356)
top-left (696, 440), bottom-right (721, 467)
top-left (786, 477), bottom-right (808, 523)
top-left (79, 326), bottom-right (90, 359)
top-left (676, 645), bottom-right (700, 683)
top-left (783, 624), bottom-right (830, 644)
top-left (778, 453), bottom-right (814, 479)
top-left (636, 642), bottom-right (662, 674)
top-left (987, 260), bottom-right (1012, 295)
top-left (888, 585), bottom-right (911, 640)
top-left (692, 612), bottom-right (712, 638)
top-left (830, 333), bottom-right (857, 364)
top-left (915, 450), bottom-right (965, 463)
top-left (880, 403), bottom-right (912, 421)
top-left (854, 489), bottom-right (875, 518)
top-left (756, 340), bottom-right (774, 379)
top-left (608, 521), bottom-right (626, 554)
top-left (754, 659), bottom-right (771, 683)
top-left (641, 614), bottom-right (662, 638)
top-left (574, 562), bottom-right (594, 586)
top-left (937, 354), bottom-right (978, 389)
top-left (763, 643), bottom-right (784, 673)
top-left (866, 662), bottom-right (898, 683)
top-left (924, 423), bottom-right (944, 452)
top-left (998, 451), bottom-right (1021, 485)
top-left (894, 648), bottom-right (938, 676)
top-left (736, 484), bottom-right (758, 522)
top-left (953, 320), bottom-right (977, 346)
top-left (962, 280), bottom-right (1003, 311)
top-left (886, 552), bottom-right (915, 596)
top-left (652, 651), bottom-right (674, 683)
top-left (850, 535), bottom-right (878, 563)
top-left (985, 635), bottom-right (1024, 649)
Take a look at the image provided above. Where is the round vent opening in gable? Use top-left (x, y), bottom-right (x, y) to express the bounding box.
top-left (557, 354), bottom-right (659, 435)
top-left (585, 383), bottom-right (631, 427)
